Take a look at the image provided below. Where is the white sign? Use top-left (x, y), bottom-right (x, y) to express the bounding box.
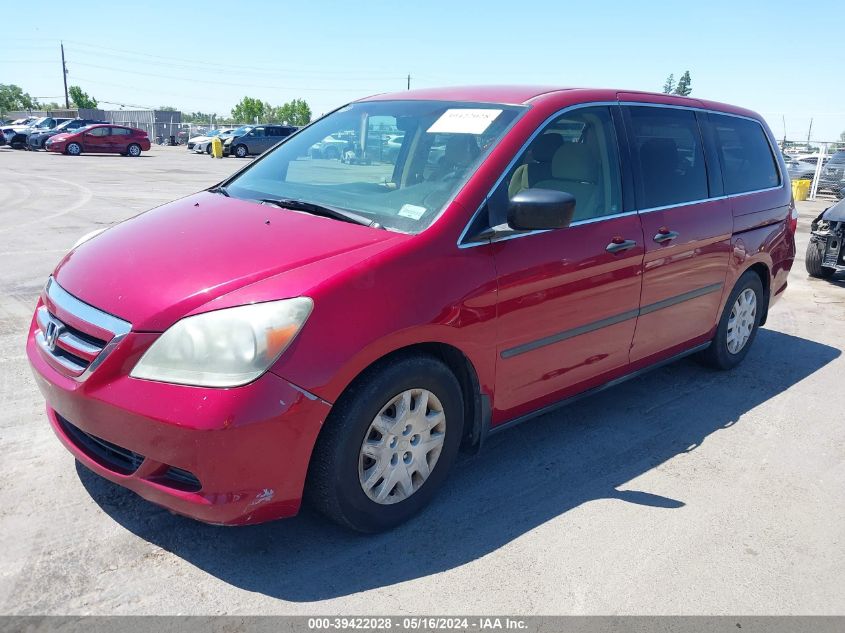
top-left (427, 109), bottom-right (503, 135)
top-left (397, 204), bottom-right (427, 220)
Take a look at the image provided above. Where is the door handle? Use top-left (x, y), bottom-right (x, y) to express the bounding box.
top-left (605, 238), bottom-right (638, 254)
top-left (653, 228), bottom-right (679, 243)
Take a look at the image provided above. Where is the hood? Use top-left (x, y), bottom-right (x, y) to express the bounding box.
top-left (54, 192), bottom-right (404, 331)
top-left (822, 198), bottom-right (845, 222)
top-left (49, 132), bottom-right (73, 142)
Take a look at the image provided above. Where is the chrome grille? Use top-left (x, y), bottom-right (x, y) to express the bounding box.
top-left (34, 278), bottom-right (131, 379)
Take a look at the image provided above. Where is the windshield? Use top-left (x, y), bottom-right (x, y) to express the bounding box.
top-left (227, 126), bottom-right (251, 136)
top-left (828, 152), bottom-right (845, 164)
top-left (224, 100), bottom-right (524, 233)
top-left (53, 120), bottom-right (74, 131)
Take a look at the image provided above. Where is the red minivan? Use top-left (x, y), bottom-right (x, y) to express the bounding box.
top-left (27, 87), bottom-right (796, 531)
top-left (45, 124), bottom-right (151, 156)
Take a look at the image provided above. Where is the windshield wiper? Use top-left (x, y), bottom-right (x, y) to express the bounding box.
top-left (209, 185), bottom-right (229, 196)
top-left (258, 197), bottom-right (379, 228)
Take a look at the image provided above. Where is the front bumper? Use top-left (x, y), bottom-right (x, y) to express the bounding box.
top-left (26, 297), bottom-right (330, 525)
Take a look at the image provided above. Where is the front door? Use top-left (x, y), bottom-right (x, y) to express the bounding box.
top-left (480, 105), bottom-right (644, 422)
top-left (621, 104), bottom-right (733, 364)
top-left (82, 126), bottom-right (111, 152)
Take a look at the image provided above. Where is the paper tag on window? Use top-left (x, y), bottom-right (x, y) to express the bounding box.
top-left (427, 109), bottom-right (502, 135)
top-left (398, 204), bottom-right (427, 220)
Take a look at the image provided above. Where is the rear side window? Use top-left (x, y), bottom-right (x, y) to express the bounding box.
top-left (709, 114), bottom-right (779, 194)
top-left (627, 106), bottom-right (709, 209)
top-left (112, 127), bottom-right (131, 136)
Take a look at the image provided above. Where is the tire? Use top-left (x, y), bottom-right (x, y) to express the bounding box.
top-left (805, 240), bottom-right (836, 278)
top-left (234, 144), bottom-right (248, 158)
top-left (66, 142), bottom-right (82, 156)
top-left (126, 143), bottom-right (142, 157)
top-left (698, 271), bottom-right (764, 370)
top-left (206, 145), bottom-right (212, 154)
top-left (306, 353), bottom-right (464, 532)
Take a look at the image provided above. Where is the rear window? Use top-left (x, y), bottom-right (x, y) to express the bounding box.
top-left (627, 106), bottom-right (709, 209)
top-left (709, 114), bottom-right (780, 194)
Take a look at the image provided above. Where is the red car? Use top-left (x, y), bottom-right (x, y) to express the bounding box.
top-left (45, 124), bottom-right (150, 156)
top-left (27, 87), bottom-right (795, 532)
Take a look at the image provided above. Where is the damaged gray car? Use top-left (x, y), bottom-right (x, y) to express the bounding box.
top-left (806, 197), bottom-right (845, 279)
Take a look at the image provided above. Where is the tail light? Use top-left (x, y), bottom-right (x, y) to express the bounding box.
top-left (788, 196), bottom-right (798, 233)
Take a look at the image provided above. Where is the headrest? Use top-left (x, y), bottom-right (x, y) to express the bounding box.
top-left (532, 133), bottom-right (563, 162)
top-left (551, 142), bottom-right (599, 182)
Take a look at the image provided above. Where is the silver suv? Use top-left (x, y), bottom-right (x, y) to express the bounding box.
top-left (224, 125), bottom-right (298, 158)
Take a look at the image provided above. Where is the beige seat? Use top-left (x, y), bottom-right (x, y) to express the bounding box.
top-left (533, 142), bottom-right (601, 221)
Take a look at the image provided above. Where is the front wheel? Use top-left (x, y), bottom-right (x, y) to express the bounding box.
top-left (306, 354), bottom-right (464, 532)
top-left (234, 144), bottom-right (248, 158)
top-left (65, 142), bottom-right (82, 156)
top-left (805, 240), bottom-right (836, 279)
top-left (698, 271), bottom-right (764, 370)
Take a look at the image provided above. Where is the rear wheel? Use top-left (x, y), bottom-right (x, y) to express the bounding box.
top-left (66, 142), bottom-right (82, 156)
top-left (805, 241), bottom-right (836, 279)
top-left (306, 354), bottom-right (464, 532)
top-left (127, 143), bottom-right (142, 157)
top-left (698, 271), bottom-right (764, 370)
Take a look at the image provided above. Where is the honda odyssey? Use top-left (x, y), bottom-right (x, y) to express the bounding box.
top-left (27, 87), bottom-right (796, 532)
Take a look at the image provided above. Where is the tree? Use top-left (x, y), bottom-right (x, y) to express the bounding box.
top-left (231, 96), bottom-right (265, 123)
top-left (662, 74), bottom-right (675, 94)
top-left (0, 84), bottom-right (37, 114)
top-left (158, 105), bottom-right (178, 111)
top-left (674, 71), bottom-right (692, 96)
top-left (68, 85), bottom-right (98, 109)
top-left (274, 98), bottom-right (312, 126)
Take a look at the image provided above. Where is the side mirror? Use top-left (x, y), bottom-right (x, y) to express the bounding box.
top-left (507, 189), bottom-right (576, 231)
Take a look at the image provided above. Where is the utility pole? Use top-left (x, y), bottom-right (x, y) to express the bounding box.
top-left (61, 42), bottom-right (69, 109)
top-left (807, 117), bottom-right (813, 146)
top-left (407, 73), bottom-right (411, 90)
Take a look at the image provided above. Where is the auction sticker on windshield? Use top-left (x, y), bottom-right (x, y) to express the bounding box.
top-left (427, 109), bottom-right (503, 134)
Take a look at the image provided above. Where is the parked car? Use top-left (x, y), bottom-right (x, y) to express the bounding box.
top-left (223, 124), bottom-right (298, 157)
top-left (3, 116), bottom-right (70, 149)
top-left (28, 119), bottom-right (106, 150)
top-left (806, 197), bottom-right (845, 278)
top-left (816, 151), bottom-right (845, 198)
top-left (310, 134), bottom-right (351, 159)
top-left (0, 129), bottom-right (5, 147)
top-left (784, 157), bottom-right (817, 181)
top-left (193, 127), bottom-right (244, 154)
top-left (26, 87), bottom-right (796, 532)
top-left (186, 129), bottom-right (224, 151)
top-left (45, 124), bottom-right (151, 156)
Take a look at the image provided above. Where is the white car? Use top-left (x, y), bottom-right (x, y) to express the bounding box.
top-left (188, 129), bottom-right (224, 153)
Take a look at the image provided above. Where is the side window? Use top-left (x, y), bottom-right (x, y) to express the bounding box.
top-left (112, 127), bottom-right (131, 136)
top-left (88, 127), bottom-right (109, 137)
top-left (252, 127), bottom-right (265, 137)
top-left (708, 114), bottom-right (780, 194)
top-left (488, 106), bottom-right (622, 227)
top-left (627, 106), bottom-right (709, 209)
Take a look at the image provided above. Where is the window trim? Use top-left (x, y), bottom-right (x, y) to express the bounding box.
top-left (458, 101), bottom-right (787, 248)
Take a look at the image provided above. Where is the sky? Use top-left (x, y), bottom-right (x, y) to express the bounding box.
top-left (2, 0), bottom-right (843, 142)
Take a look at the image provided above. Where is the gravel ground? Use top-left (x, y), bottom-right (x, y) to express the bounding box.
top-left (0, 146), bottom-right (843, 615)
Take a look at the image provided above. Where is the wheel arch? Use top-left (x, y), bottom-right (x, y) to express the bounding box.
top-left (742, 261), bottom-right (771, 325)
top-left (320, 341), bottom-right (488, 454)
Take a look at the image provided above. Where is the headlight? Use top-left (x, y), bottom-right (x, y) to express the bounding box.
top-left (130, 298), bottom-right (313, 387)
